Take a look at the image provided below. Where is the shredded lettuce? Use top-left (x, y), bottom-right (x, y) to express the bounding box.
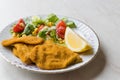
top-left (49, 29), bottom-right (57, 42)
top-left (46, 14), bottom-right (59, 23)
top-left (22, 24), bottom-right (35, 35)
top-left (66, 21), bottom-right (76, 28)
top-left (32, 16), bottom-right (44, 26)
top-left (38, 30), bottom-right (47, 39)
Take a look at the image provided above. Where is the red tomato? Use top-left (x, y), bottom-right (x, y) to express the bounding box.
top-left (56, 20), bottom-right (66, 39)
top-left (56, 20), bottom-right (66, 28)
top-left (13, 24), bottom-right (24, 32)
top-left (13, 19), bottom-right (25, 33)
top-left (18, 18), bottom-right (25, 25)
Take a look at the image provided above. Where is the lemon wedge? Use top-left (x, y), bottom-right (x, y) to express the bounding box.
top-left (65, 27), bottom-right (92, 52)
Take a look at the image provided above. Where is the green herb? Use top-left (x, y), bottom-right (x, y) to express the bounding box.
top-left (24, 18), bottom-right (31, 24)
top-left (49, 29), bottom-right (57, 42)
top-left (46, 14), bottom-right (59, 23)
top-left (22, 24), bottom-right (35, 35)
top-left (32, 16), bottom-right (44, 26)
top-left (66, 21), bottom-right (76, 28)
top-left (38, 30), bottom-right (47, 39)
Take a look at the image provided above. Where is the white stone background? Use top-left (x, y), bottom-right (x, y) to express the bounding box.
top-left (0, 0), bottom-right (120, 80)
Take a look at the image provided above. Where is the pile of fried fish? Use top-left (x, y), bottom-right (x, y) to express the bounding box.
top-left (1, 36), bottom-right (82, 70)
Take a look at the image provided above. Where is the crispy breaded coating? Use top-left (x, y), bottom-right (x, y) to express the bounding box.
top-left (1, 36), bottom-right (44, 46)
top-left (30, 40), bottom-right (82, 70)
top-left (13, 43), bottom-right (36, 64)
top-left (1, 37), bottom-right (82, 70)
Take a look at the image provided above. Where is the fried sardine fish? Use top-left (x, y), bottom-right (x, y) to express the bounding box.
top-left (13, 43), bottom-right (35, 64)
top-left (30, 40), bottom-right (82, 70)
top-left (2, 36), bottom-right (43, 64)
top-left (2, 36), bottom-right (44, 46)
top-left (1, 36), bottom-right (82, 70)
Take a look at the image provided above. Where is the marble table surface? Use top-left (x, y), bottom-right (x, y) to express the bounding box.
top-left (0, 0), bottom-right (120, 80)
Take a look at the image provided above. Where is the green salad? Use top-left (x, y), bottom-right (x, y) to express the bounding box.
top-left (11, 13), bottom-right (76, 44)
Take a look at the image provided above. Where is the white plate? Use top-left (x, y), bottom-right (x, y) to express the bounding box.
top-left (0, 15), bottom-right (99, 74)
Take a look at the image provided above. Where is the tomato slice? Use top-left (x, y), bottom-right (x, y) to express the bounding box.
top-left (56, 20), bottom-right (66, 39)
top-left (13, 24), bottom-right (24, 32)
top-left (56, 20), bottom-right (66, 28)
top-left (56, 26), bottom-right (66, 39)
top-left (18, 18), bottom-right (25, 25)
top-left (13, 18), bottom-right (25, 33)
